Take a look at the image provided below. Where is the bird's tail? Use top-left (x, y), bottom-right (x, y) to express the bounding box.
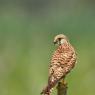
top-left (41, 84), bottom-right (52, 95)
top-left (41, 79), bottom-right (57, 95)
top-left (41, 84), bottom-right (51, 95)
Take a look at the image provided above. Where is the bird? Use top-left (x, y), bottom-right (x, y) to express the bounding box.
top-left (41, 34), bottom-right (77, 95)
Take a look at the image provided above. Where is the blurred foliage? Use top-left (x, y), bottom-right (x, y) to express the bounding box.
top-left (0, 0), bottom-right (95, 95)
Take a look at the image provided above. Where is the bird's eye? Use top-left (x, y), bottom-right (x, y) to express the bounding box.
top-left (58, 38), bottom-right (61, 41)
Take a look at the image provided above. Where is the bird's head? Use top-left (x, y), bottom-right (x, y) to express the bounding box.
top-left (53, 34), bottom-right (69, 45)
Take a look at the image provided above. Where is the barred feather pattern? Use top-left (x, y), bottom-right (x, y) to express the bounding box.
top-left (41, 42), bottom-right (77, 95)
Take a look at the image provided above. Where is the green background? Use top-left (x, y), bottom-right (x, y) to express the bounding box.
top-left (0, 0), bottom-right (95, 95)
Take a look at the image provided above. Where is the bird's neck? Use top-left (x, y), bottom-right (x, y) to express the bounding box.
top-left (57, 43), bottom-right (71, 53)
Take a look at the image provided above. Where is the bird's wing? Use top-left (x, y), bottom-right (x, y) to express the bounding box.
top-left (48, 51), bottom-right (76, 86)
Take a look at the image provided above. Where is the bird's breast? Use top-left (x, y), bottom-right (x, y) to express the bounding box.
top-left (51, 44), bottom-right (76, 66)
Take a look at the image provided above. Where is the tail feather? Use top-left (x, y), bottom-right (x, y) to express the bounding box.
top-left (41, 85), bottom-right (51, 95)
top-left (41, 80), bottom-right (57, 95)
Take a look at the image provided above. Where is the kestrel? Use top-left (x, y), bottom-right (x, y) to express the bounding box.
top-left (41, 34), bottom-right (77, 95)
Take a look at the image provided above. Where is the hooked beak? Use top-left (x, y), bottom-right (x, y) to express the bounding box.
top-left (53, 41), bottom-right (57, 44)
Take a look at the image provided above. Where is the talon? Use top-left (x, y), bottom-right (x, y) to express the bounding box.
top-left (60, 79), bottom-right (67, 85)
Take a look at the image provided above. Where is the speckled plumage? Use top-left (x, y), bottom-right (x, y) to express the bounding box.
top-left (41, 34), bottom-right (77, 95)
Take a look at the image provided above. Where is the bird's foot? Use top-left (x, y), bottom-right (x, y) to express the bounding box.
top-left (60, 79), bottom-right (67, 86)
top-left (57, 79), bottom-right (68, 90)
